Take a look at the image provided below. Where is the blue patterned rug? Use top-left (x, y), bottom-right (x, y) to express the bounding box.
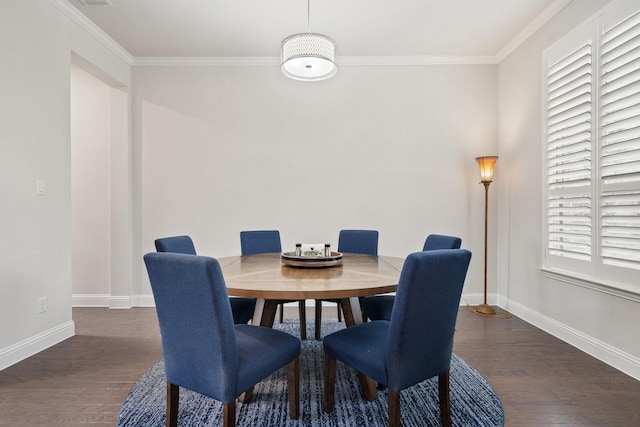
top-left (118, 320), bottom-right (504, 426)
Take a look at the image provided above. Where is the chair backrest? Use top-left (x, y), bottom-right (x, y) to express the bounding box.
top-left (337, 229), bottom-right (379, 255)
top-left (155, 235), bottom-right (197, 255)
top-left (240, 230), bottom-right (282, 255)
top-left (422, 234), bottom-right (462, 251)
top-left (143, 252), bottom-right (239, 402)
top-left (386, 249), bottom-right (471, 391)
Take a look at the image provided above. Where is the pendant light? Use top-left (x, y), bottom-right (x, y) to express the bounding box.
top-left (281, 0), bottom-right (337, 81)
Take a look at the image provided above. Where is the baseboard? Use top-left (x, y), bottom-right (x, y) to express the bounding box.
top-left (459, 292), bottom-right (499, 307)
top-left (0, 320), bottom-right (75, 371)
top-left (131, 294), bottom-right (155, 307)
top-left (71, 294), bottom-right (135, 309)
top-left (72, 293), bottom-right (111, 307)
top-left (499, 297), bottom-right (640, 381)
top-left (294, 292), bottom-right (497, 307)
top-left (108, 295), bottom-right (132, 309)
top-left (74, 292), bottom-right (498, 308)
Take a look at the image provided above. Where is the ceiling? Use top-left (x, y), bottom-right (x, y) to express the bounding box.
top-left (66, 0), bottom-right (568, 59)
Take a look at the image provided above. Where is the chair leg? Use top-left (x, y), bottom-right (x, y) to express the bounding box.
top-left (358, 296), bottom-right (367, 322)
top-left (279, 303), bottom-right (284, 323)
top-left (298, 301), bottom-right (307, 340)
top-left (315, 300), bottom-right (322, 340)
top-left (388, 389), bottom-right (401, 427)
top-left (223, 400), bottom-right (236, 427)
top-left (261, 300), bottom-right (279, 328)
top-left (287, 357), bottom-right (300, 419)
top-left (339, 298), bottom-right (356, 327)
top-left (323, 353), bottom-right (336, 413)
top-left (237, 386), bottom-right (254, 403)
top-left (336, 302), bottom-right (342, 322)
top-left (357, 372), bottom-right (377, 401)
top-left (166, 382), bottom-right (179, 427)
top-left (438, 371), bottom-right (452, 427)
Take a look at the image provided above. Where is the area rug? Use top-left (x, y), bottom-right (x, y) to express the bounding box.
top-left (117, 320), bottom-right (504, 426)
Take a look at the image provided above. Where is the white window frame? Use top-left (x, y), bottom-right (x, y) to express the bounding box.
top-left (541, 0), bottom-right (640, 299)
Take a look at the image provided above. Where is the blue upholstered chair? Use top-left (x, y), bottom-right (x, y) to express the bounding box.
top-left (155, 235), bottom-right (198, 254)
top-left (155, 235), bottom-right (256, 325)
top-left (240, 230), bottom-right (308, 340)
top-left (314, 229), bottom-right (379, 340)
top-left (323, 249), bottom-right (472, 427)
top-left (360, 233), bottom-right (462, 322)
top-left (337, 229), bottom-right (379, 255)
top-left (144, 253), bottom-right (301, 427)
top-left (239, 230), bottom-right (282, 255)
top-left (422, 234), bottom-right (462, 251)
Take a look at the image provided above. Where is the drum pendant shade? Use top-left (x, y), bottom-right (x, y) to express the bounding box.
top-left (281, 33), bottom-right (337, 81)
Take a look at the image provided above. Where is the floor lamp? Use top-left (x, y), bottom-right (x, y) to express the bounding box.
top-left (473, 156), bottom-right (498, 316)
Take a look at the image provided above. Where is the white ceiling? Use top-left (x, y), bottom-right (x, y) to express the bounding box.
top-left (66, 0), bottom-right (568, 59)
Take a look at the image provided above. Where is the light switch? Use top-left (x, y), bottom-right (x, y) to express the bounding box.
top-left (36, 179), bottom-right (46, 196)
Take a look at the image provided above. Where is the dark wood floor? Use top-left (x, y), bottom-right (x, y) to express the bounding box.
top-left (0, 306), bottom-right (638, 426)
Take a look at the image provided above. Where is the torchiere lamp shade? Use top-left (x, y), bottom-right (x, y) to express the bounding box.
top-left (476, 156), bottom-right (498, 183)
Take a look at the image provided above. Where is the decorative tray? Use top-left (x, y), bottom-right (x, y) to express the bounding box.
top-left (281, 251), bottom-right (343, 268)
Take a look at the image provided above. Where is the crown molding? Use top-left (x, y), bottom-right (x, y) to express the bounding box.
top-left (496, 0), bottom-right (572, 62)
top-left (132, 57), bottom-right (280, 67)
top-left (132, 55), bottom-right (498, 67)
top-left (339, 56), bottom-right (498, 66)
top-left (48, 0), bottom-right (133, 65)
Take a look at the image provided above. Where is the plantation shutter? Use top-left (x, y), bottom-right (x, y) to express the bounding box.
top-left (546, 44), bottom-right (593, 261)
top-left (600, 10), bottom-right (640, 270)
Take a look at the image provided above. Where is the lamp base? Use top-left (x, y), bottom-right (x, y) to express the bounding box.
top-left (471, 303), bottom-right (497, 316)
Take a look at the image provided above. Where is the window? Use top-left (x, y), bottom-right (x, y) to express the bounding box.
top-left (543, 0), bottom-right (640, 294)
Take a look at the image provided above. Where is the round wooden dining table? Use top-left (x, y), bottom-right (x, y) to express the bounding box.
top-left (217, 252), bottom-right (404, 329)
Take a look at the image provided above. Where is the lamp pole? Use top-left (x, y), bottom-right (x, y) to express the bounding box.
top-left (473, 156), bottom-right (498, 316)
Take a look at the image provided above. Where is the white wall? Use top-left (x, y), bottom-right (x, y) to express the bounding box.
top-left (132, 64), bottom-right (498, 299)
top-left (0, 0), bottom-right (130, 370)
top-left (0, 0), bottom-right (75, 370)
top-left (71, 65), bottom-right (111, 296)
top-left (70, 61), bottom-right (130, 308)
top-left (498, 0), bottom-right (640, 379)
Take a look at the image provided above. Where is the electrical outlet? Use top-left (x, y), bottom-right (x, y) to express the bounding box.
top-left (38, 297), bottom-right (47, 314)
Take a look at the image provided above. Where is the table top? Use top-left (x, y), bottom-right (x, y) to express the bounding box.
top-left (218, 252), bottom-right (404, 300)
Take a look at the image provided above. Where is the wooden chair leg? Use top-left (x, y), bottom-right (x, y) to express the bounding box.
top-left (288, 357), bottom-right (300, 419)
top-left (315, 300), bottom-right (322, 340)
top-left (339, 298), bottom-right (356, 327)
top-left (298, 301), bottom-right (307, 340)
top-left (223, 400), bottom-right (236, 427)
top-left (323, 353), bottom-right (336, 413)
top-left (336, 303), bottom-right (342, 322)
top-left (438, 371), bottom-right (452, 427)
top-left (388, 389), bottom-right (401, 427)
top-left (278, 303), bottom-right (284, 323)
top-left (357, 372), bottom-right (377, 401)
top-left (261, 300), bottom-right (279, 328)
top-left (237, 386), bottom-right (253, 403)
top-left (166, 382), bottom-right (179, 427)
